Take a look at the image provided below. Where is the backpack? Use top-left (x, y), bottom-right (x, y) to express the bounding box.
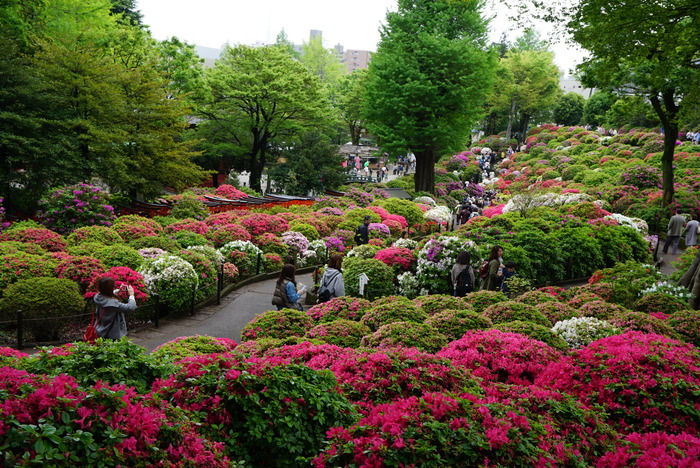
top-left (317, 271), bottom-right (339, 304)
top-left (479, 260), bottom-right (490, 279)
top-left (454, 267), bottom-right (473, 296)
top-left (354, 225), bottom-right (363, 245)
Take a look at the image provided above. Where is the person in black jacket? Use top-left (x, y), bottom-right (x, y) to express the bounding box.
top-left (354, 215), bottom-right (371, 245)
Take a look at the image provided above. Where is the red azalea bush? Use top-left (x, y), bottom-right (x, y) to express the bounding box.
top-left (413, 294), bottom-right (471, 316)
top-left (165, 218), bottom-right (209, 235)
top-left (239, 213), bottom-right (289, 238)
top-left (205, 223), bottom-right (251, 247)
top-left (0, 253), bottom-right (57, 291)
top-left (304, 319), bottom-right (371, 348)
top-left (306, 296), bottom-right (372, 323)
top-left (373, 246), bottom-right (414, 271)
top-left (212, 184), bottom-right (249, 199)
top-left (203, 210), bottom-right (247, 227)
top-left (367, 205), bottom-right (390, 220)
top-left (254, 232), bottom-right (288, 256)
top-left (0, 227), bottom-right (66, 252)
top-left (313, 390), bottom-right (597, 467)
top-left (55, 255), bottom-right (105, 291)
top-left (112, 223), bottom-right (159, 242)
top-left (536, 332), bottom-right (700, 435)
top-left (597, 431), bottom-right (700, 467)
top-left (0, 368), bottom-right (231, 466)
top-left (85, 267), bottom-right (148, 303)
top-left (437, 329), bottom-right (562, 386)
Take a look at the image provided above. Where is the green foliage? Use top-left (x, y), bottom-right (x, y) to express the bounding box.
top-left (241, 309), bottom-right (312, 341)
top-left (425, 309), bottom-right (493, 341)
top-left (288, 222), bottom-right (320, 241)
top-left (24, 339), bottom-right (173, 393)
top-left (372, 198), bottom-right (424, 226)
top-left (361, 321), bottom-right (448, 353)
top-left (173, 230), bottom-right (210, 248)
top-left (0, 277), bottom-right (86, 341)
top-left (169, 192), bottom-right (209, 220)
top-left (66, 226), bottom-right (124, 246)
top-left (37, 183), bottom-right (116, 235)
top-left (582, 91), bottom-right (615, 127)
top-left (305, 319), bottom-right (371, 348)
top-left (494, 320), bottom-right (569, 351)
top-left (93, 244), bottom-right (143, 270)
top-left (364, 0), bottom-right (496, 192)
top-left (128, 235), bottom-right (181, 252)
top-left (554, 92), bottom-right (585, 126)
top-left (344, 258), bottom-right (395, 300)
top-left (151, 335), bottom-right (238, 363)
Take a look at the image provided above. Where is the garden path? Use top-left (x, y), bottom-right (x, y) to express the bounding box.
top-left (128, 249), bottom-right (685, 353)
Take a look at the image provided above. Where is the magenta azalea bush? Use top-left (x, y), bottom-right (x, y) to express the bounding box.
top-left (0, 227), bottom-right (66, 252)
top-left (373, 246), bottom-right (414, 271)
top-left (536, 332), bottom-right (700, 434)
top-left (306, 296), bottom-right (371, 323)
top-left (37, 182), bottom-right (115, 234)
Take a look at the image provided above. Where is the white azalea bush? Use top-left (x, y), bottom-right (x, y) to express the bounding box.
top-left (551, 316), bottom-right (621, 349)
top-left (604, 213), bottom-right (649, 234)
top-left (218, 240), bottom-right (263, 276)
top-left (186, 245), bottom-right (225, 266)
top-left (299, 239), bottom-right (327, 267)
top-left (416, 236), bottom-right (477, 294)
top-left (640, 281), bottom-right (693, 303)
top-left (423, 205), bottom-right (452, 225)
top-left (346, 244), bottom-right (381, 259)
top-left (502, 192), bottom-right (591, 213)
top-left (397, 271), bottom-right (421, 299)
top-left (138, 254), bottom-right (199, 312)
top-left (414, 196), bottom-right (436, 206)
top-left (392, 238), bottom-right (418, 250)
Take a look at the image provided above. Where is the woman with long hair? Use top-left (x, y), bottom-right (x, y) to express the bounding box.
top-left (93, 277), bottom-right (136, 339)
top-left (481, 245), bottom-right (504, 291)
top-left (271, 264), bottom-right (305, 310)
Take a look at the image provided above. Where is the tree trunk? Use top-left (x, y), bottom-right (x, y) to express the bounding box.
top-left (678, 248), bottom-right (700, 309)
top-left (413, 148), bottom-right (435, 194)
top-left (649, 90), bottom-right (679, 207)
top-left (505, 98), bottom-right (516, 142)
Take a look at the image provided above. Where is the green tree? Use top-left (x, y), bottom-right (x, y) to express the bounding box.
top-left (275, 29), bottom-right (299, 59)
top-left (364, 0), bottom-right (496, 194)
top-left (511, 0), bottom-right (700, 205)
top-left (198, 45), bottom-right (330, 193)
top-left (582, 91), bottom-right (614, 127)
top-left (267, 132), bottom-right (345, 196)
top-left (553, 92), bottom-right (585, 126)
top-left (154, 36), bottom-right (207, 102)
top-left (605, 95), bottom-right (660, 129)
top-left (337, 69), bottom-right (369, 145)
top-left (299, 35), bottom-right (345, 87)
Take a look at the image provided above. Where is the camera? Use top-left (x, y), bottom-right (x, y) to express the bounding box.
top-left (120, 285), bottom-right (128, 292)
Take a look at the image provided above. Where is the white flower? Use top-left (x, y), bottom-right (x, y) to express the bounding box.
top-left (552, 316), bottom-right (620, 349)
top-left (423, 205), bottom-right (451, 224)
top-left (392, 238), bottom-right (418, 249)
top-left (138, 254), bottom-right (199, 294)
top-left (640, 281), bottom-right (693, 302)
top-left (187, 245), bottom-right (225, 265)
top-left (414, 196), bottom-right (436, 206)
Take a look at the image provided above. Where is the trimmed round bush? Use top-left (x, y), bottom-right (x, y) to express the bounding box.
top-left (568, 291), bottom-right (604, 308)
top-left (166, 218), bottom-right (209, 236)
top-left (239, 213), bottom-right (289, 238)
top-left (412, 294), bottom-right (469, 316)
top-left (577, 300), bottom-right (631, 320)
top-left (667, 309), bottom-right (700, 347)
top-left (494, 321), bottom-right (569, 351)
top-left (425, 309), bottom-right (492, 342)
top-left (0, 241), bottom-right (47, 256)
top-left (151, 335), bottom-right (238, 363)
top-left (0, 253), bottom-right (57, 291)
top-left (240, 308), bottom-right (313, 341)
top-left (0, 227), bottom-right (66, 252)
top-left (361, 301), bottom-right (428, 332)
top-left (206, 223), bottom-right (251, 247)
top-left (36, 182), bottom-right (115, 234)
top-left (536, 332), bottom-right (700, 434)
top-left (464, 290), bottom-right (507, 313)
top-left (515, 290), bottom-right (562, 306)
top-left (538, 301), bottom-right (580, 325)
top-left (54, 255), bottom-right (105, 291)
top-left (288, 222), bottom-right (320, 241)
top-left (305, 319), bottom-right (370, 348)
top-left (66, 225), bottom-right (124, 246)
top-left (483, 301), bottom-right (552, 327)
top-left (0, 277), bottom-right (86, 341)
top-left (634, 292), bottom-right (689, 316)
top-left (172, 230), bottom-right (210, 248)
top-left (551, 316), bottom-right (621, 349)
top-left (128, 235), bottom-right (181, 253)
top-left (437, 329), bottom-right (562, 385)
top-left (360, 321), bottom-right (447, 352)
top-left (344, 258), bottom-right (395, 300)
top-left (112, 223), bottom-right (159, 242)
top-left (306, 296), bottom-right (372, 323)
top-left (93, 244), bottom-right (143, 270)
top-left (607, 311), bottom-right (680, 339)
top-left (138, 254), bottom-right (199, 313)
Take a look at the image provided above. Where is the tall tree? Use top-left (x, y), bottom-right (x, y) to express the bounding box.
top-left (553, 92), bottom-right (585, 126)
top-left (364, 0), bottom-right (496, 194)
top-left (336, 69), bottom-right (369, 145)
top-left (299, 35), bottom-right (346, 87)
top-left (198, 45), bottom-right (330, 193)
top-left (507, 0), bottom-right (700, 205)
top-left (154, 37), bottom-right (207, 102)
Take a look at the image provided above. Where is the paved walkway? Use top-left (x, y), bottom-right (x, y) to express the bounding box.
top-left (129, 272), bottom-right (314, 352)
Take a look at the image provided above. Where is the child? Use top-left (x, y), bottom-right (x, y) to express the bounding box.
top-left (500, 261), bottom-right (517, 296)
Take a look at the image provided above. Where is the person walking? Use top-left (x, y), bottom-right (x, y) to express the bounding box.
top-left (319, 254), bottom-right (345, 300)
top-left (451, 251), bottom-right (475, 297)
top-left (481, 245), bottom-right (504, 291)
top-left (354, 215), bottom-right (371, 245)
top-left (271, 264), bottom-right (306, 311)
top-left (662, 209), bottom-right (686, 255)
top-left (683, 214), bottom-right (699, 248)
top-left (93, 277), bottom-right (136, 339)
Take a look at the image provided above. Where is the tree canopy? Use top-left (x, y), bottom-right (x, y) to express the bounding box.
top-left (364, 0), bottom-right (496, 194)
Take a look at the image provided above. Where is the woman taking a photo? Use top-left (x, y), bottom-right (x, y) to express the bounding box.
top-left (93, 277), bottom-right (136, 339)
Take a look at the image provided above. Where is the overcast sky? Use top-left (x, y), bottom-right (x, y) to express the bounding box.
top-left (137, 0), bottom-right (585, 77)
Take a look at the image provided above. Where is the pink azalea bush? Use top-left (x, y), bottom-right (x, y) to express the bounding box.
top-left (55, 255), bottom-right (105, 291)
top-left (438, 329), bottom-right (562, 386)
top-left (536, 332), bottom-right (700, 435)
top-left (306, 296), bottom-right (371, 323)
top-left (84, 267), bottom-right (149, 303)
top-left (165, 218), bottom-right (210, 236)
top-left (373, 246), bottom-right (414, 271)
top-left (0, 227), bottom-right (66, 252)
top-left (597, 431), bottom-right (700, 467)
top-left (205, 223), bottom-right (251, 246)
top-left (212, 184), bottom-right (248, 199)
top-left (239, 213), bottom-right (289, 238)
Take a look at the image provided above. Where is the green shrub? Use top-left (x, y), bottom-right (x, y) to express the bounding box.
top-left (240, 309), bottom-right (313, 341)
top-left (0, 253), bottom-right (57, 292)
top-left (305, 319), bottom-right (371, 348)
top-left (288, 222), bottom-right (320, 241)
top-left (169, 192), bottom-right (209, 220)
top-left (173, 230), bottom-right (211, 248)
top-left (344, 258), bottom-right (395, 300)
top-left (667, 310), bottom-right (700, 347)
top-left (66, 226), bottom-right (124, 246)
top-left (128, 235), bottom-right (181, 253)
top-left (413, 294), bottom-right (471, 316)
top-left (425, 309), bottom-right (493, 341)
top-left (25, 339), bottom-right (173, 393)
top-left (494, 320), bottom-right (569, 351)
top-left (0, 277), bottom-right (86, 341)
top-left (37, 182), bottom-right (115, 235)
top-left (0, 241), bottom-right (47, 256)
top-left (93, 244), bottom-right (143, 270)
top-left (151, 335), bottom-right (238, 363)
top-left (361, 301), bottom-right (429, 331)
top-left (463, 290), bottom-right (507, 313)
top-left (360, 321), bottom-right (448, 353)
top-left (483, 301), bottom-right (552, 327)
top-left (372, 198), bottom-right (424, 226)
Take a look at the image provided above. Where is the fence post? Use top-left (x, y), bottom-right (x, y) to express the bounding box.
top-left (217, 263), bottom-right (224, 306)
top-left (190, 285), bottom-right (196, 316)
top-left (16, 310), bottom-right (23, 350)
top-left (256, 252), bottom-right (262, 275)
top-left (154, 294), bottom-right (160, 328)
